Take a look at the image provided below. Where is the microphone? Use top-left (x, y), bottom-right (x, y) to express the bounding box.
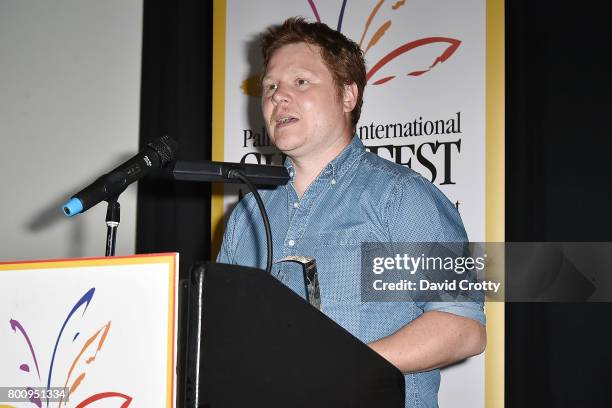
top-left (62, 136), bottom-right (178, 216)
top-left (171, 160), bottom-right (290, 186)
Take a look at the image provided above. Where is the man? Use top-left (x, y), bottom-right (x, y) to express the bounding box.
top-left (218, 17), bottom-right (485, 407)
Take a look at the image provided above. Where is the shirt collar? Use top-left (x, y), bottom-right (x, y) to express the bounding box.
top-left (284, 135), bottom-right (365, 182)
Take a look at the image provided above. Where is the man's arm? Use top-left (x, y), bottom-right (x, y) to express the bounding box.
top-left (375, 174), bottom-right (486, 373)
top-left (368, 311), bottom-right (486, 373)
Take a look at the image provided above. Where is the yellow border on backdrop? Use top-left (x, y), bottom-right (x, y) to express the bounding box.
top-left (211, 0), bottom-right (227, 256)
top-left (485, 0), bottom-right (505, 407)
top-left (212, 0), bottom-right (505, 405)
top-left (0, 253), bottom-right (178, 407)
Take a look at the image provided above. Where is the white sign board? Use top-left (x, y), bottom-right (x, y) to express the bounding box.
top-left (0, 254), bottom-right (178, 407)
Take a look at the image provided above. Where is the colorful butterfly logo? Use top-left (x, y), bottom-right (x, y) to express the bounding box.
top-left (240, 0), bottom-right (461, 96)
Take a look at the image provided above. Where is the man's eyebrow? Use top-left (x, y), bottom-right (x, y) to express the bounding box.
top-left (261, 68), bottom-right (316, 83)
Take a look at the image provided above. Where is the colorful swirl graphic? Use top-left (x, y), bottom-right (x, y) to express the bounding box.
top-left (8, 288), bottom-right (132, 407)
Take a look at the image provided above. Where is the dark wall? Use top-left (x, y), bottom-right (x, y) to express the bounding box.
top-left (506, 1), bottom-right (612, 406)
top-left (137, 0), bottom-right (213, 278)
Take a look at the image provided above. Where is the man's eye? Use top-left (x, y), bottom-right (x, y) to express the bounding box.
top-left (297, 79), bottom-right (309, 86)
top-left (265, 83), bottom-right (277, 91)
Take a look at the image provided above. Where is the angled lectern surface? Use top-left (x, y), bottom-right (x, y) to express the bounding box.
top-left (183, 262), bottom-right (405, 408)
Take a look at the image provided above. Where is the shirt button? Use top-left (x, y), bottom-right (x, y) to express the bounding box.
top-left (289, 171), bottom-right (295, 178)
top-left (293, 202), bottom-right (299, 209)
top-left (331, 179), bottom-right (336, 185)
top-left (288, 239), bottom-right (295, 247)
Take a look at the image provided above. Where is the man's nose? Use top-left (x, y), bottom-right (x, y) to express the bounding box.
top-left (272, 83), bottom-right (291, 104)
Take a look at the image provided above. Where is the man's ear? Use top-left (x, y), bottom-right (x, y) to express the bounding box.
top-left (342, 82), bottom-right (358, 113)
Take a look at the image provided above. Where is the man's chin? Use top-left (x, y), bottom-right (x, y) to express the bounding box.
top-left (270, 135), bottom-right (304, 154)
top-left (275, 144), bottom-right (302, 156)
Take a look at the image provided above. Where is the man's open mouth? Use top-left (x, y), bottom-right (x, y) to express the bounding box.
top-left (275, 116), bottom-right (299, 128)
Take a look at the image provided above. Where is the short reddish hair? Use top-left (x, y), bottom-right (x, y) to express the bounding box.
top-left (261, 17), bottom-right (366, 130)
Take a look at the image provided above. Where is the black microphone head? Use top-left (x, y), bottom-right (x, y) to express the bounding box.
top-left (147, 136), bottom-right (178, 166)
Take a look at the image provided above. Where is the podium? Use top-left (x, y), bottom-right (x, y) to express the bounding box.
top-left (182, 262), bottom-right (405, 408)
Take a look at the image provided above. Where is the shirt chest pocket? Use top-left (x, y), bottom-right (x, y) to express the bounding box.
top-left (314, 227), bottom-right (370, 302)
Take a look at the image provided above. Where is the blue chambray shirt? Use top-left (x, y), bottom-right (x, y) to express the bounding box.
top-left (218, 135), bottom-right (485, 408)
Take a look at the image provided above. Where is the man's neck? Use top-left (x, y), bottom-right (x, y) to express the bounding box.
top-left (290, 136), bottom-right (352, 197)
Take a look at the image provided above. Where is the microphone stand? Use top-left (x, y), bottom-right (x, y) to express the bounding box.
top-left (105, 198), bottom-right (120, 256)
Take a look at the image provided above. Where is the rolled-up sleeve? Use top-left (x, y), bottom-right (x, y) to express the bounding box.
top-left (387, 174), bottom-right (486, 326)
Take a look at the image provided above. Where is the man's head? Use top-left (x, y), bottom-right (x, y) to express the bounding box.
top-left (259, 18), bottom-right (366, 163)
top-left (261, 17), bottom-right (366, 130)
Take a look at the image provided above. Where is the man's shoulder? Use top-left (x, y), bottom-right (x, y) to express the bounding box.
top-left (360, 150), bottom-right (419, 176)
top-left (354, 150), bottom-right (428, 192)
top-left (354, 151), bottom-right (465, 239)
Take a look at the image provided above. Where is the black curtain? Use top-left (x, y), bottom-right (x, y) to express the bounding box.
top-left (137, 0), bottom-right (213, 278)
top-left (506, 1), bottom-right (612, 406)
top-left (137, 2), bottom-right (212, 406)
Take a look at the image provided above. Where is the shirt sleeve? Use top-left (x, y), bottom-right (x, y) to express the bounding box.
top-left (216, 211), bottom-right (234, 264)
top-left (216, 198), bottom-right (246, 264)
top-left (386, 174), bottom-right (486, 326)
top-left (215, 193), bottom-right (259, 265)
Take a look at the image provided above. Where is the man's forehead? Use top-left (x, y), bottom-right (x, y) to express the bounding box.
top-left (264, 42), bottom-right (325, 77)
top-left (272, 41), bottom-right (320, 55)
